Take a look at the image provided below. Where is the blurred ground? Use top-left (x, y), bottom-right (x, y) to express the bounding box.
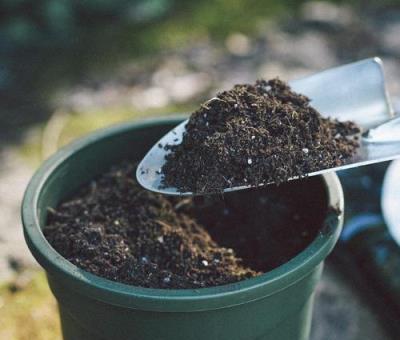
top-left (312, 263), bottom-right (390, 340)
top-left (0, 1), bottom-right (399, 339)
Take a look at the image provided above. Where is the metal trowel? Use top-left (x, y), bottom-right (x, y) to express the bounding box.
top-left (137, 57), bottom-right (400, 196)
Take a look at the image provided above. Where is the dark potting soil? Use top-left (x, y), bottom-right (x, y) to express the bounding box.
top-left (161, 78), bottom-right (360, 193)
top-left (44, 161), bottom-right (331, 289)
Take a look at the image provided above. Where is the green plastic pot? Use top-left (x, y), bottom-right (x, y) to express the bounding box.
top-left (22, 117), bottom-right (344, 340)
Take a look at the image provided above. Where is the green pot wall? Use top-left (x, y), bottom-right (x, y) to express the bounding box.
top-left (22, 117), bottom-right (344, 340)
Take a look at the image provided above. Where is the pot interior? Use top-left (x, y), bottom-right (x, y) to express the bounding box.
top-left (37, 119), bottom-right (328, 283)
top-left (186, 178), bottom-right (327, 273)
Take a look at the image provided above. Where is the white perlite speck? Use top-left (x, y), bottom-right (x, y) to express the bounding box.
top-left (247, 158), bottom-right (253, 165)
top-left (141, 256), bottom-right (149, 263)
top-left (302, 148), bottom-right (309, 154)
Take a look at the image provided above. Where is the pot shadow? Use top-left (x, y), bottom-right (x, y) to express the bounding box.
top-left (182, 176), bottom-right (329, 273)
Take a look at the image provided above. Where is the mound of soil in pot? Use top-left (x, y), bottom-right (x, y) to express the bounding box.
top-left (44, 161), bottom-right (330, 289)
top-left (161, 78), bottom-right (360, 193)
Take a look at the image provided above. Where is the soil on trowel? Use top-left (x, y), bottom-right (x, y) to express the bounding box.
top-left (161, 78), bottom-right (360, 193)
top-left (44, 161), bottom-right (331, 289)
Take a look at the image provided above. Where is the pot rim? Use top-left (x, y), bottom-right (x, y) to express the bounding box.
top-left (22, 116), bottom-right (344, 312)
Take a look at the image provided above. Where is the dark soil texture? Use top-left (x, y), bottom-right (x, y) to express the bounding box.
top-left (161, 78), bottom-right (360, 194)
top-left (44, 161), bottom-right (330, 289)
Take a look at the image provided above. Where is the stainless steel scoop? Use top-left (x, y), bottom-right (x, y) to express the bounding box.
top-left (137, 57), bottom-right (400, 196)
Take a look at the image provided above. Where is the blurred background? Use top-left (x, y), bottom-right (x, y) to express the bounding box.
top-left (1, 0), bottom-right (400, 339)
